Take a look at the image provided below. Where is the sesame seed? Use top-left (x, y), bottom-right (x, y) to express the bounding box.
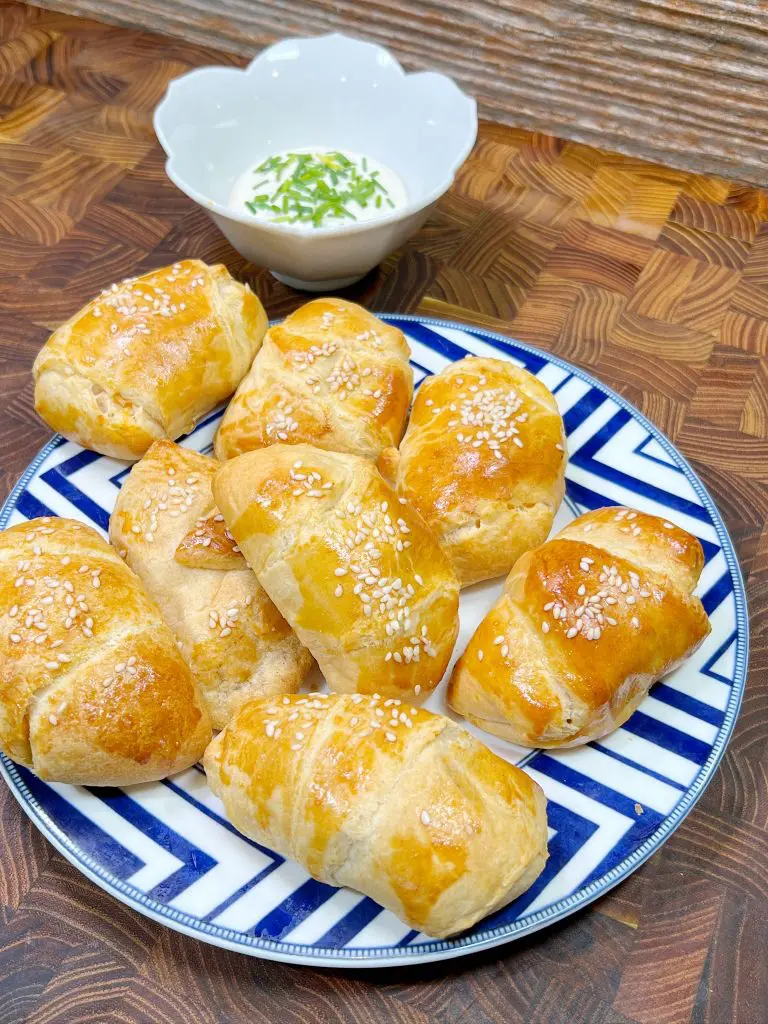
top-left (385, 732), bottom-right (397, 742)
top-left (477, 649), bottom-right (484, 661)
top-left (414, 684), bottom-right (421, 695)
top-left (421, 810), bottom-right (431, 825)
top-left (334, 567), bottom-right (347, 577)
top-left (541, 622), bottom-right (550, 633)
top-left (334, 584), bottom-right (343, 598)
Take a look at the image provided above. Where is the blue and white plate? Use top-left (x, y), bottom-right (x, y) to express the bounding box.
top-left (0, 316), bottom-right (747, 966)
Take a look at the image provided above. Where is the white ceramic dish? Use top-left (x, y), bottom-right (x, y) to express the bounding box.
top-left (153, 34), bottom-right (477, 290)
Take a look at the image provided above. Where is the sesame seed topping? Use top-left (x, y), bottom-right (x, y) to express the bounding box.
top-left (538, 553), bottom-right (654, 641)
top-left (477, 649), bottom-right (484, 661)
top-left (421, 810), bottom-right (431, 825)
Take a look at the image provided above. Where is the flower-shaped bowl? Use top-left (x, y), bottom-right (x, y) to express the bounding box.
top-left (154, 33), bottom-right (477, 290)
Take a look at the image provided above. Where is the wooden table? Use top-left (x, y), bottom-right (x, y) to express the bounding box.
top-left (1, 3), bottom-right (766, 1022)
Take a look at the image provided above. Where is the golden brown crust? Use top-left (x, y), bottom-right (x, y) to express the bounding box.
top-left (33, 260), bottom-right (266, 461)
top-left (213, 444), bottom-right (460, 703)
top-left (214, 298), bottom-right (413, 461)
top-left (396, 357), bottom-right (566, 586)
top-left (0, 517), bottom-right (210, 784)
top-left (448, 506), bottom-right (711, 747)
top-left (174, 508), bottom-right (245, 570)
top-left (204, 693), bottom-right (548, 938)
top-left (109, 441), bottom-right (312, 730)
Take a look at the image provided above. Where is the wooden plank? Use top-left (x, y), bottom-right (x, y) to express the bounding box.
top-left (32, 0), bottom-right (768, 185)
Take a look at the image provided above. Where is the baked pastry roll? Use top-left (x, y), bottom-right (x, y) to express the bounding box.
top-left (205, 692), bottom-right (548, 938)
top-left (110, 441), bottom-right (312, 729)
top-left (0, 517), bottom-right (210, 785)
top-left (214, 298), bottom-right (413, 461)
top-left (390, 356), bottom-right (566, 586)
top-left (34, 260), bottom-right (266, 461)
top-left (448, 507), bottom-right (710, 747)
top-left (213, 444), bottom-right (459, 703)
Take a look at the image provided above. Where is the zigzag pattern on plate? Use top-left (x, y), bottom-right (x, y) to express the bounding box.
top-left (0, 319), bottom-right (747, 964)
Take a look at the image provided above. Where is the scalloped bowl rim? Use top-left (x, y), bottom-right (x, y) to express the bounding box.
top-left (153, 33), bottom-right (478, 239)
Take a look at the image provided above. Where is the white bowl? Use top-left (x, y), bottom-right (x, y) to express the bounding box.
top-left (153, 34), bottom-right (477, 291)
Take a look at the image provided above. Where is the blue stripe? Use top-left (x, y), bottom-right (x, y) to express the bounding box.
top-left (531, 754), bottom-right (665, 822)
top-left (564, 479), bottom-right (620, 515)
top-left (488, 801), bottom-right (599, 926)
top-left (564, 479), bottom-right (720, 562)
top-left (20, 768), bottom-right (143, 880)
top-left (651, 683), bottom-right (725, 727)
top-left (393, 316), bottom-right (548, 377)
top-left (250, 878), bottom-right (338, 941)
top-left (157, 783), bottom-right (286, 925)
top-left (315, 897), bottom-right (383, 949)
top-left (202, 861), bottom-right (283, 924)
top-left (551, 372), bottom-right (575, 395)
top-left (15, 490), bottom-right (56, 520)
top-left (591, 741), bottom-right (687, 791)
top-left (634, 436), bottom-right (684, 474)
top-left (394, 321), bottom-right (470, 363)
top-left (55, 449), bottom-right (103, 477)
top-left (411, 360), bottom-right (432, 384)
top-left (581, 814), bottom-right (666, 889)
top-left (701, 571), bottom-right (733, 616)
top-left (700, 629), bottom-right (738, 685)
top-left (562, 387), bottom-right (608, 435)
top-left (162, 777), bottom-right (283, 863)
top-left (465, 328), bottom-right (548, 374)
top-left (620, 712), bottom-right (711, 766)
top-left (398, 929), bottom-right (421, 946)
top-left (88, 788), bottom-right (216, 902)
top-left (39, 468), bottom-right (109, 532)
top-left (570, 409), bottom-right (711, 523)
top-left (109, 465), bottom-right (131, 488)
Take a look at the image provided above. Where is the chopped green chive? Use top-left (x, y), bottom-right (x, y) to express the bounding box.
top-left (244, 151), bottom-right (394, 228)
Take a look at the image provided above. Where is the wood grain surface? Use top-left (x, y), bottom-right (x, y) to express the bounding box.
top-left (36, 0), bottom-right (768, 186)
top-left (0, 3), bottom-right (766, 1022)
